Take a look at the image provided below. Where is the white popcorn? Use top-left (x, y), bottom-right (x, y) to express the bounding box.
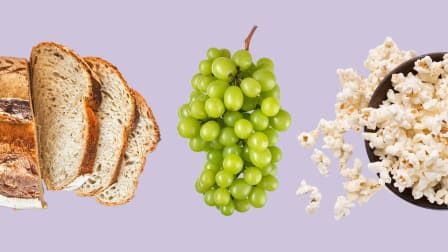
top-left (334, 196), bottom-right (355, 221)
top-left (298, 129), bottom-right (319, 148)
top-left (296, 180), bottom-right (322, 215)
top-left (298, 38), bottom-right (425, 220)
top-left (310, 149), bottom-right (331, 176)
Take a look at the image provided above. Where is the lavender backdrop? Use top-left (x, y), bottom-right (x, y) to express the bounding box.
top-left (1, 0), bottom-right (446, 251)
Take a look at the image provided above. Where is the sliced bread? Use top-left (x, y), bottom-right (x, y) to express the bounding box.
top-left (0, 57), bottom-right (46, 209)
top-left (30, 42), bottom-right (101, 190)
top-left (75, 57), bottom-right (136, 196)
top-left (96, 89), bottom-right (159, 205)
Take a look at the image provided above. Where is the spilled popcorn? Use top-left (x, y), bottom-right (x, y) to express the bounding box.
top-left (298, 37), bottom-right (420, 219)
top-left (296, 180), bottom-right (322, 215)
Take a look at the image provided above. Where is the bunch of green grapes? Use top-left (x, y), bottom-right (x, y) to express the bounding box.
top-left (177, 31), bottom-right (291, 215)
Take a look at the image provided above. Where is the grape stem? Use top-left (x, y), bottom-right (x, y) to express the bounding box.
top-left (244, 25), bottom-right (258, 51)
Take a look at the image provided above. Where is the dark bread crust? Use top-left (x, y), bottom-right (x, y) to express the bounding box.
top-left (0, 57), bottom-right (45, 207)
top-left (30, 42), bottom-right (102, 190)
top-left (76, 56), bottom-right (136, 196)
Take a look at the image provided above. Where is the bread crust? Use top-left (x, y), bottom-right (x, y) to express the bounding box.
top-left (96, 89), bottom-right (159, 205)
top-left (0, 57), bottom-right (45, 208)
top-left (30, 42), bottom-right (102, 190)
top-left (96, 156), bottom-right (148, 206)
top-left (79, 105), bottom-right (100, 177)
top-left (131, 89), bottom-right (160, 153)
top-left (76, 57), bottom-right (136, 196)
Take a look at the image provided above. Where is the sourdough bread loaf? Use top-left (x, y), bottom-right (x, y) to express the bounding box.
top-left (96, 89), bottom-right (159, 205)
top-left (0, 57), bottom-right (46, 209)
top-left (75, 57), bottom-right (136, 196)
top-left (30, 42), bottom-right (101, 190)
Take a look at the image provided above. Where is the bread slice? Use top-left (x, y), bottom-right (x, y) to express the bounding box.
top-left (30, 42), bottom-right (102, 191)
top-left (96, 89), bottom-right (159, 205)
top-left (75, 57), bottom-right (136, 196)
top-left (0, 57), bottom-right (46, 209)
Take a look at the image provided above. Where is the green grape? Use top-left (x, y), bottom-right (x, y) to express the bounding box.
top-left (241, 144), bottom-right (251, 162)
top-left (215, 170), bottom-right (234, 188)
top-left (208, 138), bottom-right (224, 150)
top-left (240, 78), bottom-right (261, 98)
top-left (232, 49), bottom-right (252, 71)
top-left (204, 161), bottom-right (220, 173)
top-left (220, 201), bottom-right (235, 216)
top-left (189, 90), bottom-right (203, 102)
top-left (263, 128), bottom-right (278, 146)
top-left (183, 45), bottom-right (292, 215)
top-left (249, 187), bottom-right (267, 208)
top-left (256, 58), bottom-right (274, 72)
top-left (207, 149), bottom-right (223, 164)
top-left (261, 85), bottom-right (280, 100)
top-left (189, 100), bottom-right (208, 120)
top-left (234, 199), bottom-right (250, 213)
top-left (224, 86), bottom-right (244, 111)
top-left (222, 144), bottom-right (242, 157)
top-left (207, 80), bottom-right (229, 98)
top-left (191, 73), bottom-right (202, 90)
top-left (247, 132), bottom-right (269, 151)
top-left (178, 103), bottom-right (190, 119)
top-left (199, 59), bottom-right (212, 76)
top-left (269, 146), bottom-right (282, 163)
top-left (222, 154), bottom-right (243, 174)
top-left (223, 111), bottom-right (243, 127)
top-left (205, 97), bottom-right (225, 118)
top-left (249, 148), bottom-right (272, 168)
top-left (204, 190), bottom-right (215, 206)
top-left (260, 163), bottom-right (275, 176)
top-left (219, 127), bottom-right (239, 146)
top-left (214, 188), bottom-right (231, 206)
top-left (198, 75), bottom-right (215, 92)
top-left (250, 109), bottom-right (269, 131)
top-left (244, 167), bottom-right (263, 185)
top-left (177, 117), bottom-right (200, 138)
top-left (241, 96), bottom-right (259, 112)
top-left (259, 175), bottom-right (278, 191)
top-left (200, 120), bottom-right (220, 141)
top-left (189, 137), bottom-right (207, 152)
top-left (270, 109), bottom-right (291, 131)
top-left (270, 165), bottom-right (278, 176)
top-left (207, 47), bottom-right (222, 60)
top-left (234, 119), bottom-right (253, 139)
top-left (229, 179), bottom-right (252, 200)
top-left (220, 48), bottom-right (231, 58)
top-left (253, 69), bottom-right (276, 91)
top-left (261, 97), bottom-right (280, 117)
top-left (200, 170), bottom-right (216, 188)
top-left (195, 179), bottom-right (207, 193)
top-left (212, 57), bottom-right (237, 81)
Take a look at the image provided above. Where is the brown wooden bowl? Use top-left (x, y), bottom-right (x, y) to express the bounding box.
top-left (365, 52), bottom-right (448, 209)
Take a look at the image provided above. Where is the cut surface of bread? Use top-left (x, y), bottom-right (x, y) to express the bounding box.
top-left (0, 57), bottom-right (46, 209)
top-left (30, 42), bottom-right (101, 190)
top-left (75, 57), bottom-right (136, 196)
top-left (96, 89), bottom-right (159, 205)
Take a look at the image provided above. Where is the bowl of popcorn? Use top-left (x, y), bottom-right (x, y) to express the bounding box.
top-left (298, 39), bottom-right (448, 220)
top-left (365, 52), bottom-right (448, 209)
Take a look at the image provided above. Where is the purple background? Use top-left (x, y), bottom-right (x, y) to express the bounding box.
top-left (1, 0), bottom-right (448, 251)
